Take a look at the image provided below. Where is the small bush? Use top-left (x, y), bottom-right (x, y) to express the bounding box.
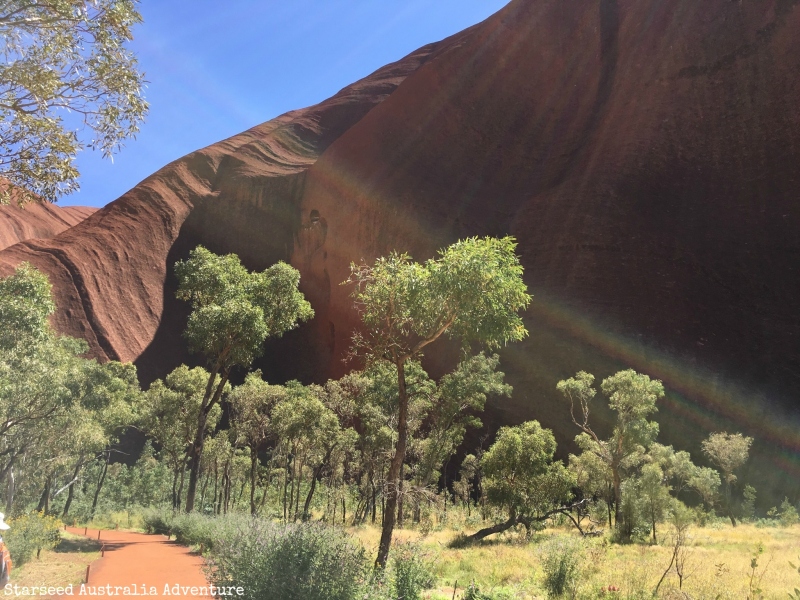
top-left (5, 512), bottom-right (62, 566)
top-left (779, 498), bottom-right (799, 527)
top-left (208, 520), bottom-right (368, 600)
top-left (141, 508), bottom-right (172, 535)
top-left (463, 583), bottom-right (494, 600)
top-left (391, 541), bottom-right (435, 600)
top-left (539, 536), bottom-right (584, 599)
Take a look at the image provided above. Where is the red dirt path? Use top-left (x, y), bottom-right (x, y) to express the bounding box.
top-left (52, 527), bottom-right (212, 599)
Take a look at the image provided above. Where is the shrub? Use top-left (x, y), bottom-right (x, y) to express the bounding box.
top-left (463, 583), bottom-right (494, 600)
top-left (208, 520), bottom-right (368, 600)
top-left (539, 536), bottom-right (584, 599)
top-left (779, 498), bottom-right (799, 527)
top-left (390, 541), bottom-right (435, 600)
top-left (141, 508), bottom-right (173, 536)
top-left (5, 512), bottom-right (62, 566)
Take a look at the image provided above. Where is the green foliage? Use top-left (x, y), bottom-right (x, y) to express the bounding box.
top-left (208, 519), bottom-right (368, 600)
top-left (175, 246), bottom-right (313, 372)
top-left (702, 433), bottom-right (752, 486)
top-left (143, 365), bottom-right (222, 470)
top-left (346, 236), bottom-right (531, 362)
top-left (539, 536), bottom-right (584, 599)
top-left (345, 237), bottom-right (529, 566)
top-left (463, 584), bottom-right (495, 600)
top-left (0, 262), bottom-right (55, 348)
top-left (4, 512), bottom-right (61, 566)
top-left (702, 431), bottom-right (752, 525)
top-left (742, 485), bottom-right (757, 521)
top-left (635, 463), bottom-right (672, 544)
top-left (481, 421), bottom-right (574, 524)
top-left (0, 264), bottom-right (141, 515)
top-left (0, 0), bottom-right (148, 202)
top-left (779, 498), bottom-right (799, 527)
top-left (558, 370), bottom-right (664, 535)
top-left (390, 541), bottom-right (435, 600)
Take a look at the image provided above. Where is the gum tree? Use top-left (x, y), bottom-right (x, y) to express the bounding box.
top-left (0, 0), bottom-right (148, 203)
top-left (557, 369), bottom-right (664, 530)
top-left (467, 420), bottom-right (576, 543)
top-left (175, 246), bottom-right (313, 512)
top-left (228, 371), bottom-right (285, 515)
top-left (143, 365), bottom-right (223, 511)
top-left (702, 431), bottom-right (752, 526)
top-left (345, 236), bottom-right (531, 568)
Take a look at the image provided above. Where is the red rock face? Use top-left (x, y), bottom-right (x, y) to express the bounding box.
top-left (0, 201), bottom-right (95, 251)
top-left (1, 0), bottom-right (798, 495)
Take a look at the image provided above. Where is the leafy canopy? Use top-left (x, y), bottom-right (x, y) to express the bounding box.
top-left (702, 431), bottom-right (752, 484)
top-left (0, 262), bottom-right (55, 349)
top-left (175, 246), bottom-right (314, 372)
top-left (346, 236), bottom-right (531, 363)
top-left (481, 420), bottom-right (574, 520)
top-left (0, 0), bottom-right (148, 203)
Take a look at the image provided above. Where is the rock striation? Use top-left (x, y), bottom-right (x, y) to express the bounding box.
top-left (0, 200), bottom-right (95, 251)
top-left (1, 0), bottom-right (798, 496)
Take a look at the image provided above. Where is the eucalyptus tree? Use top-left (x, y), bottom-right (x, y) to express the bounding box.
top-left (557, 369), bottom-right (665, 530)
top-left (0, 0), bottom-right (147, 203)
top-left (228, 371), bottom-right (286, 515)
top-left (0, 264), bottom-right (85, 511)
top-left (649, 442), bottom-right (720, 511)
top-left (174, 246), bottom-right (313, 512)
top-left (0, 264), bottom-right (142, 515)
top-left (143, 365), bottom-right (223, 510)
top-left (60, 359), bottom-right (142, 518)
top-left (702, 431), bottom-right (752, 526)
top-left (453, 454), bottom-right (479, 515)
top-left (568, 449), bottom-right (615, 527)
top-left (466, 421), bottom-right (576, 542)
top-left (271, 382), bottom-right (345, 522)
top-left (346, 236), bottom-right (530, 567)
top-left (412, 353), bottom-right (510, 511)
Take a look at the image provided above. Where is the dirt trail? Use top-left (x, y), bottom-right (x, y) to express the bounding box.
top-left (51, 527), bottom-right (213, 599)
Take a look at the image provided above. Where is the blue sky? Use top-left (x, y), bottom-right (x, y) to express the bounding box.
top-left (63, 0), bottom-right (509, 207)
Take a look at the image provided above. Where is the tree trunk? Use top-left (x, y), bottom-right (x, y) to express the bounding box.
top-left (62, 460), bottom-right (84, 518)
top-left (249, 450), bottom-right (258, 515)
top-left (303, 448), bottom-right (332, 521)
top-left (376, 359), bottom-right (409, 569)
top-left (199, 470), bottom-right (210, 510)
top-left (302, 464), bottom-right (323, 521)
top-left (612, 465), bottom-right (622, 527)
top-left (212, 463), bottom-right (219, 515)
top-left (171, 468), bottom-right (180, 511)
top-left (397, 463), bottom-right (405, 528)
top-left (185, 368), bottom-right (229, 513)
top-left (90, 456), bottom-right (109, 519)
top-left (465, 516), bottom-right (518, 543)
top-left (282, 458), bottom-right (290, 522)
top-left (36, 476), bottom-right (51, 513)
top-left (293, 458), bottom-right (303, 522)
top-left (371, 477), bottom-right (377, 524)
top-left (652, 515), bottom-right (657, 544)
top-left (5, 466), bottom-right (14, 515)
top-left (177, 462), bottom-right (187, 511)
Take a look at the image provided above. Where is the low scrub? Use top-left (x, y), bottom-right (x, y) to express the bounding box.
top-left (207, 519), bottom-right (369, 600)
top-left (5, 512), bottom-right (62, 567)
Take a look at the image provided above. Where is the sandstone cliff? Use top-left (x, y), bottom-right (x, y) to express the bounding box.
top-left (0, 200), bottom-right (95, 251)
top-left (1, 0), bottom-right (798, 496)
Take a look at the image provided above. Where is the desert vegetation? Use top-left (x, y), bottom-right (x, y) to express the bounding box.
top-left (0, 239), bottom-right (798, 599)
